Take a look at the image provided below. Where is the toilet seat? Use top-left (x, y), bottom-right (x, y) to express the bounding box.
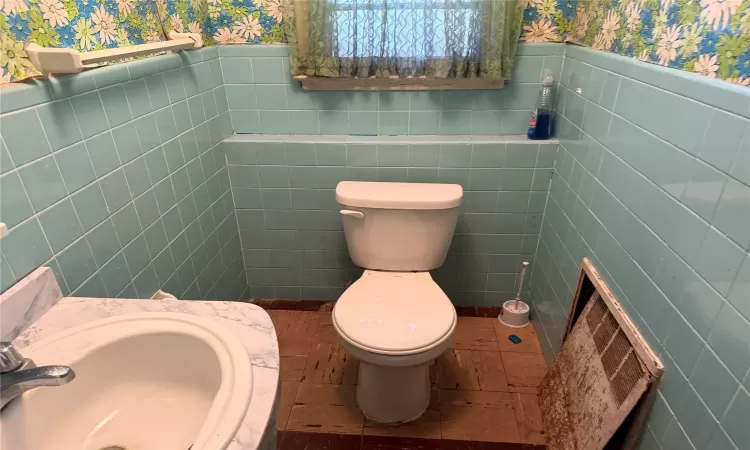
top-left (333, 270), bottom-right (456, 356)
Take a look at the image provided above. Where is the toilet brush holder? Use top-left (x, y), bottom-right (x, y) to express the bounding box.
top-left (499, 300), bottom-right (530, 328)
top-left (498, 261), bottom-right (531, 328)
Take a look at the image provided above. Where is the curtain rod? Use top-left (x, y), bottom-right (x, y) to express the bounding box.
top-left (25, 32), bottom-right (203, 76)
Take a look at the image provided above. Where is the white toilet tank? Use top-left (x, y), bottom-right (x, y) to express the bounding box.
top-left (335, 181), bottom-right (463, 271)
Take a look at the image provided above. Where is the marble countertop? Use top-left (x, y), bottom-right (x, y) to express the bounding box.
top-left (13, 297), bottom-right (280, 450)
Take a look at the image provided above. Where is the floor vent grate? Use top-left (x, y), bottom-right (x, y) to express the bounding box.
top-left (539, 258), bottom-right (664, 450)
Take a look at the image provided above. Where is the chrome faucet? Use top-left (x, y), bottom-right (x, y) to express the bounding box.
top-left (0, 342), bottom-right (75, 409)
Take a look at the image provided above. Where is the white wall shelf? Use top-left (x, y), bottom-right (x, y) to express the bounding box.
top-left (26, 32), bottom-right (203, 75)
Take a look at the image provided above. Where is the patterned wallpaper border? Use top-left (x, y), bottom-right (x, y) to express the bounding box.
top-left (1, 0), bottom-right (748, 85)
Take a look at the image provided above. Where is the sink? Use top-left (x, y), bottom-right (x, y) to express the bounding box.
top-left (0, 312), bottom-right (253, 450)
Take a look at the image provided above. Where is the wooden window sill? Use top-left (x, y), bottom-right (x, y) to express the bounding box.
top-left (294, 75), bottom-right (508, 90)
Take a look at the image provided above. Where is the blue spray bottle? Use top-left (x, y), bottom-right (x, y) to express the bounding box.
top-left (527, 70), bottom-right (555, 140)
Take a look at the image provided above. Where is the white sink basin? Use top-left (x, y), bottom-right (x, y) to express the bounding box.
top-left (1, 312), bottom-right (252, 450)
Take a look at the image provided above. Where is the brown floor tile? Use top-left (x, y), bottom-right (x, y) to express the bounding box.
top-left (429, 359), bottom-right (440, 388)
top-left (303, 342), bottom-right (359, 385)
top-left (270, 310), bottom-right (320, 337)
top-left (438, 349), bottom-right (509, 391)
top-left (315, 313), bottom-right (341, 344)
top-left (452, 317), bottom-right (499, 351)
top-left (319, 302), bottom-right (335, 313)
top-left (455, 306), bottom-right (506, 318)
top-left (277, 382), bottom-right (300, 430)
top-left (501, 352), bottom-right (547, 394)
top-left (428, 389), bottom-right (440, 411)
top-left (474, 351), bottom-right (510, 392)
top-left (272, 311), bottom-right (321, 357)
top-left (364, 409), bottom-right (442, 439)
top-left (279, 430), bottom-right (362, 449)
top-left (270, 300), bottom-right (332, 311)
top-left (266, 301), bottom-right (549, 447)
top-left (281, 355), bottom-right (308, 382)
top-left (251, 299), bottom-right (276, 309)
top-left (440, 390), bottom-right (521, 443)
top-left (494, 321), bottom-right (543, 354)
top-left (268, 310), bottom-right (319, 335)
top-left (278, 337), bottom-right (316, 358)
top-left (267, 310), bottom-right (285, 338)
top-left (361, 435), bottom-right (443, 450)
top-left (438, 350), bottom-right (477, 390)
top-left (455, 306), bottom-right (480, 317)
top-left (440, 388), bottom-right (516, 411)
top-left (442, 440), bottom-right (525, 449)
top-left (287, 383), bottom-right (364, 434)
top-left (511, 393), bottom-right (546, 446)
top-left (267, 310), bottom-right (289, 334)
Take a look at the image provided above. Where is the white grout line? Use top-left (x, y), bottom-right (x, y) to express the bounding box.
top-left (25, 110), bottom-right (72, 253)
top-left (71, 140), bottom-right (236, 298)
top-left (0, 249), bottom-right (18, 285)
top-left (0, 135), bottom-right (14, 171)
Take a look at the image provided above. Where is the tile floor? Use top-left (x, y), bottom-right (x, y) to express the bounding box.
top-left (261, 301), bottom-right (548, 450)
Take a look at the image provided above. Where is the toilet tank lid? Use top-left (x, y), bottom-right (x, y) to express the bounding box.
top-left (336, 181), bottom-right (463, 210)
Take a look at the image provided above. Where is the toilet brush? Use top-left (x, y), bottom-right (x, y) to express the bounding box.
top-left (498, 261), bottom-right (530, 328)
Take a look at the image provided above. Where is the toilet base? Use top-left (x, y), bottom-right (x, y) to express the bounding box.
top-left (356, 361), bottom-right (430, 424)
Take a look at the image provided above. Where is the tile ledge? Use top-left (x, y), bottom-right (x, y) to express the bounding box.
top-left (224, 134), bottom-right (559, 145)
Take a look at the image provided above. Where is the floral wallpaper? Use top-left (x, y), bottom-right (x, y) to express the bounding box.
top-left (565, 0), bottom-right (750, 86)
top-left (521, 0), bottom-right (578, 43)
top-left (1, 0), bottom-right (748, 85)
top-left (0, 0), bottom-right (286, 83)
top-left (206, 0), bottom-right (284, 44)
top-left (1, 0), bottom-right (167, 83)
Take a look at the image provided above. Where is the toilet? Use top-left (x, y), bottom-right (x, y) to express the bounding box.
top-left (332, 181), bottom-right (463, 424)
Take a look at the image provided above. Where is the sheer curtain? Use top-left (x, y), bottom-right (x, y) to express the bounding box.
top-left (284, 0), bottom-right (524, 79)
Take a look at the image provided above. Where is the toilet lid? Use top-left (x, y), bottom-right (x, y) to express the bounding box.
top-left (333, 271), bottom-right (456, 354)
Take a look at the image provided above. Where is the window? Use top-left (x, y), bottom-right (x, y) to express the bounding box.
top-left (332, 0), bottom-right (479, 58)
top-left (286, 0), bottom-right (522, 84)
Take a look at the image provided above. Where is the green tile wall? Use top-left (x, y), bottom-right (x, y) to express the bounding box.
top-left (529, 45), bottom-right (750, 450)
top-left (0, 49), bottom-right (247, 301)
top-left (220, 44), bottom-right (565, 135)
top-left (224, 135), bottom-right (557, 303)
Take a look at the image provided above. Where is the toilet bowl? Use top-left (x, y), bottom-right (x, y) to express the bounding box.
top-left (333, 181), bottom-right (463, 424)
top-left (333, 270), bottom-right (456, 423)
